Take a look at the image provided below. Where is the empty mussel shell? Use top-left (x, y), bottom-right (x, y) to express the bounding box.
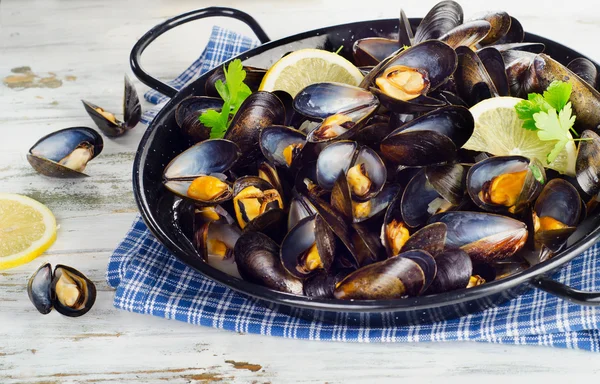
top-left (163, 139), bottom-right (241, 205)
top-left (27, 127), bottom-right (104, 178)
top-left (334, 250), bottom-right (429, 300)
top-left (28, 263), bottom-right (96, 317)
top-left (294, 83), bottom-right (379, 143)
top-left (430, 211), bottom-right (528, 262)
top-left (280, 215), bottom-right (336, 278)
top-left (234, 231), bottom-right (303, 294)
top-left (175, 96), bottom-right (223, 142)
top-left (82, 75), bottom-right (141, 137)
top-left (27, 263), bottom-right (53, 315)
top-left (533, 179), bottom-right (581, 251)
top-left (288, 193), bottom-right (317, 230)
top-left (467, 155), bottom-right (546, 214)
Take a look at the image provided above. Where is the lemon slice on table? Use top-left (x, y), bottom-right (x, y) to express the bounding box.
top-left (259, 48), bottom-right (364, 97)
top-left (463, 97), bottom-right (577, 175)
top-left (0, 193), bottom-right (57, 270)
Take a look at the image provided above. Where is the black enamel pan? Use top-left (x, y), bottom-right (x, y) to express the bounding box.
top-left (129, 7), bottom-right (600, 325)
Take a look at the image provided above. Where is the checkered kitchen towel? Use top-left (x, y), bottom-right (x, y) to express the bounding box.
top-left (109, 26), bottom-right (600, 351)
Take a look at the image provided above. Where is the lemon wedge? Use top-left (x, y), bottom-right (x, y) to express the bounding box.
top-left (259, 48), bottom-right (364, 97)
top-left (0, 193), bottom-right (57, 270)
top-left (463, 97), bottom-right (576, 175)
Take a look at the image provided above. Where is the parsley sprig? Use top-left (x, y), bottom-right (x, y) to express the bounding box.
top-left (515, 80), bottom-right (588, 163)
top-left (199, 59), bottom-right (252, 139)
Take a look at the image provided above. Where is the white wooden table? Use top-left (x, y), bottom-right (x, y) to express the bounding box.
top-left (2, 0), bottom-right (600, 382)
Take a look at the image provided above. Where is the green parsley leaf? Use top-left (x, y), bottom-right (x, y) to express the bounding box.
top-left (334, 45), bottom-right (344, 54)
top-left (198, 59), bottom-right (251, 138)
top-left (543, 80), bottom-right (572, 111)
top-left (533, 102), bottom-right (576, 163)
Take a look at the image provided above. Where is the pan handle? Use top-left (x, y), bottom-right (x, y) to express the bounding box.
top-left (130, 7), bottom-right (270, 98)
top-left (533, 276), bottom-right (600, 306)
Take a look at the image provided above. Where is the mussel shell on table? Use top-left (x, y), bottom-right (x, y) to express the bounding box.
top-left (27, 263), bottom-right (54, 315)
top-left (27, 126), bottom-right (104, 178)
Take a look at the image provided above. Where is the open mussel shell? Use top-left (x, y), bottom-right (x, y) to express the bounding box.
top-left (51, 265), bottom-right (97, 317)
top-left (193, 221), bottom-right (242, 278)
top-left (401, 166), bottom-right (465, 228)
top-left (467, 155), bottom-right (546, 214)
top-left (288, 193), bottom-right (316, 230)
top-left (205, 66), bottom-right (266, 97)
top-left (533, 179), bottom-right (581, 251)
top-left (523, 54), bottom-right (600, 132)
top-left (501, 50), bottom-right (537, 98)
top-left (280, 215), bottom-right (336, 278)
top-left (175, 96), bottom-right (223, 142)
top-left (259, 125), bottom-right (307, 168)
top-left (495, 16), bottom-right (524, 44)
top-left (430, 211), bottom-right (528, 263)
top-left (477, 47), bottom-right (509, 96)
top-left (225, 91), bottom-right (286, 159)
top-left (28, 263), bottom-right (53, 315)
top-left (469, 11), bottom-right (511, 46)
top-left (454, 46), bottom-right (499, 106)
top-left (567, 58), bottom-right (599, 90)
top-left (334, 250), bottom-right (430, 300)
top-left (317, 141), bottom-right (387, 201)
top-left (234, 231), bottom-right (303, 294)
top-left (438, 20), bottom-right (492, 49)
top-left (82, 75), bottom-right (141, 137)
top-left (367, 41), bottom-right (457, 113)
top-left (426, 249), bottom-right (472, 294)
top-left (576, 130), bottom-right (600, 196)
top-left (413, 0), bottom-right (463, 44)
top-left (162, 139), bottom-right (241, 205)
top-left (380, 106), bottom-right (473, 167)
top-left (27, 127), bottom-right (104, 178)
top-left (294, 83), bottom-right (379, 143)
top-left (352, 37), bottom-right (401, 66)
top-left (232, 176), bottom-right (284, 230)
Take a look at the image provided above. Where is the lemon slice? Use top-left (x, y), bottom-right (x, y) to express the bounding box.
top-left (0, 193), bottom-right (57, 270)
top-left (463, 97), bottom-right (576, 175)
top-left (259, 48), bottom-right (364, 97)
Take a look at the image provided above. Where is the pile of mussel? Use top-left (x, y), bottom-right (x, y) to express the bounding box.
top-left (164, 0), bottom-right (600, 300)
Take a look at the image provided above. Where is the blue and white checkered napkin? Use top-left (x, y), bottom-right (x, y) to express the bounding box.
top-left (109, 26), bottom-right (600, 351)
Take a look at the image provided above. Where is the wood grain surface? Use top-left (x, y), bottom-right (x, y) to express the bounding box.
top-left (2, 0), bottom-right (600, 382)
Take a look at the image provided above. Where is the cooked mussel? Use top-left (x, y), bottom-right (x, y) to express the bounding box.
top-left (234, 231), bottom-right (303, 294)
top-left (469, 11), bottom-right (511, 46)
top-left (224, 91), bottom-right (286, 159)
top-left (293, 83), bottom-right (379, 143)
top-left (232, 176), bottom-right (284, 229)
top-left (413, 1), bottom-right (463, 44)
top-left (82, 75), bottom-right (141, 137)
top-left (280, 215), bottom-right (336, 278)
top-left (368, 41), bottom-right (458, 113)
top-left (317, 140), bottom-right (387, 201)
top-left (28, 263), bottom-right (96, 317)
top-left (454, 46), bottom-right (500, 106)
top-left (400, 164), bottom-right (467, 228)
top-left (533, 179), bottom-right (581, 251)
top-left (193, 221), bottom-right (242, 278)
top-left (175, 96), bottom-right (223, 142)
top-left (438, 20), bottom-right (492, 49)
top-left (380, 106), bottom-right (474, 167)
top-left (27, 127), bottom-right (103, 178)
top-left (288, 193), bottom-right (317, 230)
top-left (259, 125), bottom-right (307, 168)
top-left (334, 250), bottom-right (431, 300)
top-left (426, 249), bottom-right (472, 294)
top-left (495, 16), bottom-right (524, 44)
top-left (430, 211), bottom-right (528, 262)
top-left (467, 156), bottom-right (546, 214)
top-left (162, 139), bottom-right (241, 205)
top-left (576, 130), bottom-right (600, 196)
